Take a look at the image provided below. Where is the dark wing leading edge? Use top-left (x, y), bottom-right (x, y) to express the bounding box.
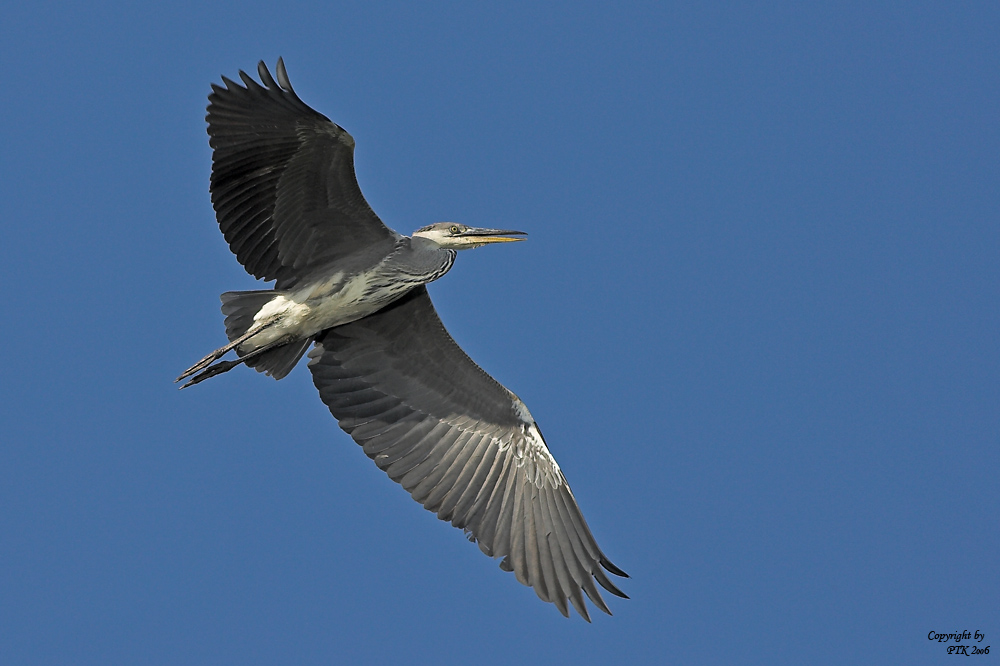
top-left (207, 59), bottom-right (399, 285)
top-left (308, 287), bottom-right (628, 620)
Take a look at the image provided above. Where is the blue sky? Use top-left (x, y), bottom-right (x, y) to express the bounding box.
top-left (1, 2), bottom-right (997, 663)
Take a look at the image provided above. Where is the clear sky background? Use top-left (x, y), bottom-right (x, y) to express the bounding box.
top-left (1, 2), bottom-right (997, 664)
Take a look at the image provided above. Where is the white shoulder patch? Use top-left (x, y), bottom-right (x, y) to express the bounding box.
top-left (497, 417), bottom-right (563, 490)
top-left (511, 394), bottom-right (534, 424)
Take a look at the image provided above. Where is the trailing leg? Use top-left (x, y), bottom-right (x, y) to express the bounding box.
top-left (175, 319), bottom-right (276, 383)
top-left (178, 334), bottom-right (294, 389)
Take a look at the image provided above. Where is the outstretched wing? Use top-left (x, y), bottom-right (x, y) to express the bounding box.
top-left (207, 59), bottom-right (399, 285)
top-left (308, 287), bottom-right (628, 620)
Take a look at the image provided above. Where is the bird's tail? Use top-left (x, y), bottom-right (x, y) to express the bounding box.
top-left (176, 290), bottom-right (310, 388)
top-left (220, 290), bottom-right (312, 380)
top-left (220, 290), bottom-right (277, 343)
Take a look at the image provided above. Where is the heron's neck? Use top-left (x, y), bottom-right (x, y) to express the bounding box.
top-left (382, 237), bottom-right (457, 285)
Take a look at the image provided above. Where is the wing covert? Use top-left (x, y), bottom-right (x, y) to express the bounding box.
top-left (207, 59), bottom-right (398, 284)
top-left (307, 287), bottom-right (628, 619)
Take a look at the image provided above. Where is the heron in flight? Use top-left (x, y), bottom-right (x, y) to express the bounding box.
top-left (179, 59), bottom-right (628, 620)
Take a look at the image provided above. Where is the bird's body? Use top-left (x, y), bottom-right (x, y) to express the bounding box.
top-left (230, 236), bottom-right (455, 353)
top-left (179, 59), bottom-right (627, 620)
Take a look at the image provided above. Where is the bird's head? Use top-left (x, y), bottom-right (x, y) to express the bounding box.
top-left (412, 222), bottom-right (526, 250)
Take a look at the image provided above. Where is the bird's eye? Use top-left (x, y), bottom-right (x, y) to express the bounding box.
top-left (450, 225), bottom-right (461, 234)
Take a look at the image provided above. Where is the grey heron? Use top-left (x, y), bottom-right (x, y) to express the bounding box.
top-left (179, 59), bottom-right (628, 620)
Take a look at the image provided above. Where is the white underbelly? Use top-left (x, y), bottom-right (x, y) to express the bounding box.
top-left (242, 273), bottom-right (408, 349)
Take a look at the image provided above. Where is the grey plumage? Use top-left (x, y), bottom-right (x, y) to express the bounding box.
top-left (309, 287), bottom-right (627, 619)
top-left (180, 58), bottom-right (628, 619)
top-left (208, 60), bottom-right (399, 285)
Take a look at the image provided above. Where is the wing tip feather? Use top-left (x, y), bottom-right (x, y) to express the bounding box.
top-left (601, 556), bottom-right (630, 579)
top-left (276, 57), bottom-right (293, 93)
